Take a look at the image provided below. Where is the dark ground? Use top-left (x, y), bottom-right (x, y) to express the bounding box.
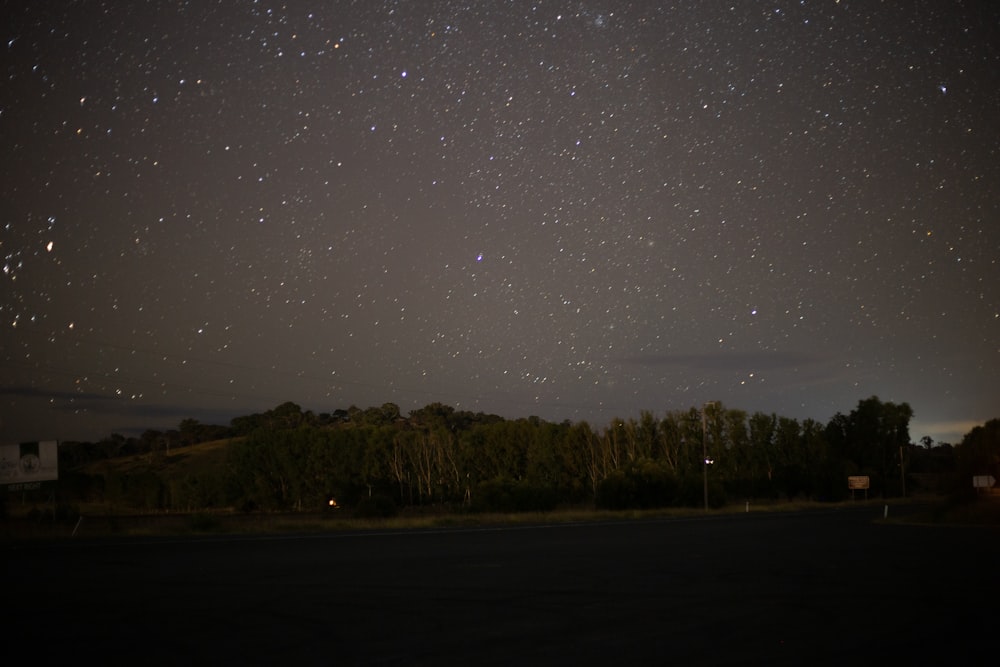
top-left (7, 505), bottom-right (999, 665)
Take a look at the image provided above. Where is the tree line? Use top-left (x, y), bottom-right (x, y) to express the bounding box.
top-left (51, 396), bottom-right (999, 515)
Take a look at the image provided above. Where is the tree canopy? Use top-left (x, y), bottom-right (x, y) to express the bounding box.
top-left (50, 395), bottom-right (991, 515)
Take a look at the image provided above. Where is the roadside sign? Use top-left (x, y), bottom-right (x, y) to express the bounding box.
top-left (1, 441), bottom-right (58, 485)
top-left (848, 476), bottom-right (870, 490)
top-left (972, 475), bottom-right (996, 488)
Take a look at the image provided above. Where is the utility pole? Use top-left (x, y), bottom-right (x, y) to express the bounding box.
top-left (899, 443), bottom-right (906, 497)
top-left (703, 401), bottom-right (717, 511)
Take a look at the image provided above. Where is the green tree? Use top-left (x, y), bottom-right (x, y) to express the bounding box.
top-left (720, 408), bottom-right (749, 491)
top-left (231, 412), bottom-right (266, 436)
top-left (266, 401), bottom-right (309, 430)
top-left (178, 418), bottom-right (203, 446)
top-left (826, 396), bottom-right (913, 497)
top-left (953, 419), bottom-right (1000, 500)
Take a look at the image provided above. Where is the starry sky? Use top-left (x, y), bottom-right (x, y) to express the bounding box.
top-left (2, 1), bottom-right (998, 445)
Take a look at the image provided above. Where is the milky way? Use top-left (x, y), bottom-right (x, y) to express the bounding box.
top-left (2, 1), bottom-right (998, 443)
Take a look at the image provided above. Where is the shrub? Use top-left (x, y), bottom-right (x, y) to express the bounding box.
top-left (595, 471), bottom-right (636, 510)
top-left (354, 494), bottom-right (398, 518)
top-left (471, 478), bottom-right (558, 513)
top-left (595, 460), bottom-right (679, 510)
top-left (677, 475), bottom-right (727, 509)
top-left (187, 513), bottom-right (223, 533)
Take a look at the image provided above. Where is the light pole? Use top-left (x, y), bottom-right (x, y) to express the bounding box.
top-left (702, 401), bottom-right (717, 511)
top-left (899, 443), bottom-right (906, 497)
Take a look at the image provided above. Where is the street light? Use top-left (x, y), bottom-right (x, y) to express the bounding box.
top-left (702, 401), bottom-right (717, 511)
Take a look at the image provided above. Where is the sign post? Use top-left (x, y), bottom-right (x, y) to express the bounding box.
top-left (972, 475), bottom-right (996, 495)
top-left (1, 442), bottom-right (59, 519)
top-left (1, 441), bottom-right (59, 488)
top-left (848, 475), bottom-right (870, 501)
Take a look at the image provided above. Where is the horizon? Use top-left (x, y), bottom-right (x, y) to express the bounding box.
top-left (2, 391), bottom-right (982, 447)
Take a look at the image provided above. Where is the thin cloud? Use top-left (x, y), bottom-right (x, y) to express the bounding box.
top-left (615, 350), bottom-right (825, 373)
top-left (0, 384), bottom-right (112, 402)
top-left (911, 419), bottom-right (984, 444)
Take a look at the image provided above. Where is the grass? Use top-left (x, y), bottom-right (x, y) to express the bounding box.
top-left (880, 496), bottom-right (1000, 527)
top-left (0, 502), bottom-right (728, 540)
top-left (82, 437), bottom-right (235, 477)
top-left (8, 495), bottom-right (984, 541)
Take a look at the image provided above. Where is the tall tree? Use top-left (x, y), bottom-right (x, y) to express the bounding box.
top-left (954, 419), bottom-right (1000, 499)
top-left (827, 396), bottom-right (913, 496)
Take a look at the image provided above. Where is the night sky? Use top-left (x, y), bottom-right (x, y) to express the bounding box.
top-left (3, 1), bottom-right (997, 445)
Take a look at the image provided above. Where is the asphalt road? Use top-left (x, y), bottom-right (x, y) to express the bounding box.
top-left (8, 506), bottom-right (998, 665)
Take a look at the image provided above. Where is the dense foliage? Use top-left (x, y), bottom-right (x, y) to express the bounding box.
top-left (44, 397), bottom-right (995, 515)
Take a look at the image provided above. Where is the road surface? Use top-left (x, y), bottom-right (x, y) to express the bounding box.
top-left (7, 506), bottom-right (998, 665)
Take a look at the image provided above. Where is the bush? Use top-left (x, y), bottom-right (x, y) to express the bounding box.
top-left (471, 478), bottom-right (514, 512)
top-left (470, 478), bottom-right (557, 513)
top-left (54, 503), bottom-right (80, 523)
top-left (171, 471), bottom-right (230, 511)
top-left (595, 471), bottom-right (636, 510)
top-left (510, 481), bottom-right (558, 512)
top-left (187, 513), bottom-right (223, 532)
top-left (677, 475), bottom-right (727, 509)
top-left (354, 494), bottom-right (398, 518)
top-left (595, 461), bottom-right (678, 510)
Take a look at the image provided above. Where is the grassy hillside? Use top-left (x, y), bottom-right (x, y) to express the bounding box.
top-left (65, 437), bottom-right (242, 516)
top-left (81, 437), bottom-right (237, 479)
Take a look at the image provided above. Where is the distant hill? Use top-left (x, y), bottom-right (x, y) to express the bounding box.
top-left (81, 438), bottom-right (237, 479)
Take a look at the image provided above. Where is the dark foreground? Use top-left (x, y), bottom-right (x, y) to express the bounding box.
top-left (8, 506), bottom-right (998, 665)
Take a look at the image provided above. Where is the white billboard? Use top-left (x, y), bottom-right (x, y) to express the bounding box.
top-left (0, 441), bottom-right (59, 485)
